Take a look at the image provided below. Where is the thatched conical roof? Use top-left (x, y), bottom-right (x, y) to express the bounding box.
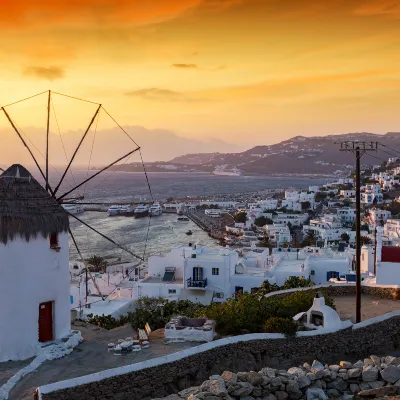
top-left (0, 164), bottom-right (69, 244)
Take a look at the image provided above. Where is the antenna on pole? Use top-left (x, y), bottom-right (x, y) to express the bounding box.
top-left (46, 90), bottom-right (51, 193)
top-left (336, 141), bottom-right (378, 323)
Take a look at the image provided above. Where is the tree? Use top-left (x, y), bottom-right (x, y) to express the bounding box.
top-left (361, 223), bottom-right (370, 233)
top-left (254, 216), bottom-right (273, 227)
top-left (258, 236), bottom-right (272, 248)
top-left (234, 212), bottom-right (247, 223)
top-left (360, 236), bottom-right (372, 245)
top-left (87, 255), bottom-right (108, 273)
top-left (340, 233), bottom-right (350, 243)
top-left (315, 192), bottom-right (328, 202)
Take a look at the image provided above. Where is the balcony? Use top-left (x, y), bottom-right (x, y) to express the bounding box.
top-left (186, 277), bottom-right (208, 289)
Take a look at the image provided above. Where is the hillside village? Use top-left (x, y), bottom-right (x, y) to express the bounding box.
top-left (3, 156), bottom-right (400, 400)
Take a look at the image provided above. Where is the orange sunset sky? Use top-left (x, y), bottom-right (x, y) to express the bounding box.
top-left (1, 0), bottom-right (400, 162)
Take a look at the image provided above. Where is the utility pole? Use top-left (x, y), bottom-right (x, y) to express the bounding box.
top-left (373, 226), bottom-right (377, 275)
top-left (336, 141), bottom-right (378, 323)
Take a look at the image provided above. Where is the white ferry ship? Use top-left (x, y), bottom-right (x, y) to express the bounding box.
top-left (213, 165), bottom-right (242, 176)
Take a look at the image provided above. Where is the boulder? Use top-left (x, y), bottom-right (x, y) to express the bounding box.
top-left (368, 381), bottom-right (385, 389)
top-left (385, 356), bottom-right (399, 366)
top-left (260, 368), bottom-right (277, 378)
top-left (347, 368), bottom-right (362, 378)
top-left (359, 382), bottom-right (370, 390)
top-left (243, 371), bottom-right (264, 386)
top-left (206, 380), bottom-right (228, 397)
top-left (380, 365), bottom-right (400, 383)
top-left (306, 373), bottom-right (317, 382)
top-left (275, 391), bottom-right (289, 400)
top-left (303, 363), bottom-right (311, 370)
top-left (178, 386), bottom-right (200, 398)
top-left (263, 395), bottom-right (278, 400)
top-left (228, 381), bottom-right (253, 397)
top-left (287, 367), bottom-right (305, 377)
top-left (326, 389), bottom-right (341, 398)
top-left (311, 361), bottom-right (324, 374)
top-left (297, 375), bottom-right (311, 389)
top-left (339, 361), bottom-right (352, 369)
top-left (358, 385), bottom-right (400, 397)
top-left (353, 360), bottom-right (364, 369)
top-left (221, 371), bottom-right (237, 385)
top-left (370, 355), bottom-right (381, 367)
top-left (306, 388), bottom-right (328, 400)
top-left (337, 372), bottom-right (348, 380)
top-left (286, 381), bottom-right (300, 394)
top-left (329, 377), bottom-right (348, 392)
top-left (271, 377), bottom-right (283, 387)
top-left (349, 383), bottom-right (360, 393)
top-left (362, 366), bottom-right (379, 382)
top-left (328, 365), bottom-right (340, 372)
top-left (364, 358), bottom-right (373, 367)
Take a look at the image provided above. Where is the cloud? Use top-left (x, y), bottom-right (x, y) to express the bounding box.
top-left (125, 88), bottom-right (187, 101)
top-left (23, 66), bottom-right (65, 81)
top-left (125, 87), bottom-right (208, 102)
top-left (353, 0), bottom-right (400, 16)
top-left (172, 63), bottom-right (198, 69)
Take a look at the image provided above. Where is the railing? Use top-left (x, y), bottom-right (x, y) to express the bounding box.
top-left (186, 277), bottom-right (207, 289)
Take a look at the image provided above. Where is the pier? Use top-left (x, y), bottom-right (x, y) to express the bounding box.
top-left (187, 210), bottom-right (234, 240)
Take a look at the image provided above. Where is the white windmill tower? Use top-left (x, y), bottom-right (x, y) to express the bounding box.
top-left (0, 164), bottom-right (71, 361)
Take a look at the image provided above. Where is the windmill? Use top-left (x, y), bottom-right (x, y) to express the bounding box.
top-left (0, 90), bottom-right (153, 305)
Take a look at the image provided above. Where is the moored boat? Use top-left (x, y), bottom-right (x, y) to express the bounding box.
top-left (149, 203), bottom-right (163, 216)
top-left (134, 204), bottom-right (149, 218)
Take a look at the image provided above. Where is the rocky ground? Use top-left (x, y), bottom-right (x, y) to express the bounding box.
top-left (153, 355), bottom-right (400, 400)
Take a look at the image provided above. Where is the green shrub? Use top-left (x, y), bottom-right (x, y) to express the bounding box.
top-left (86, 313), bottom-right (129, 330)
top-left (264, 317), bottom-right (298, 337)
top-left (282, 276), bottom-right (314, 290)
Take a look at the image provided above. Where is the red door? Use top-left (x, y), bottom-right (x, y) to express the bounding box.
top-left (38, 302), bottom-right (53, 342)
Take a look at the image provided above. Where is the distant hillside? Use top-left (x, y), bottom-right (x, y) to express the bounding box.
top-left (115, 132), bottom-right (400, 175)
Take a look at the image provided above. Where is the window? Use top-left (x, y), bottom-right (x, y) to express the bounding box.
top-left (193, 266), bottom-right (203, 281)
top-left (168, 289), bottom-right (176, 294)
top-left (212, 268), bottom-right (219, 275)
top-left (49, 232), bottom-right (59, 250)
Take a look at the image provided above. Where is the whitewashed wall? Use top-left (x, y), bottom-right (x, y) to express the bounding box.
top-left (0, 233), bottom-right (70, 361)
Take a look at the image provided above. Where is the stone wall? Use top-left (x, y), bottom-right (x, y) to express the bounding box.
top-left (38, 311), bottom-right (400, 400)
top-left (264, 283), bottom-right (400, 300)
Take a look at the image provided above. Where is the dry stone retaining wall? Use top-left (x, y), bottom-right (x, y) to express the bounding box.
top-left (38, 309), bottom-right (400, 400)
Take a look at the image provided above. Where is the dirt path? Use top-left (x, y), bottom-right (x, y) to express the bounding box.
top-left (334, 295), bottom-right (400, 323)
top-left (6, 323), bottom-right (197, 400)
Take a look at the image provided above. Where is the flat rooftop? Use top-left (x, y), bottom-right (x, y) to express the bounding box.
top-left (141, 276), bottom-right (184, 284)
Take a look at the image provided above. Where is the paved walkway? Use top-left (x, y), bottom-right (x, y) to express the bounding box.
top-left (5, 323), bottom-right (197, 400)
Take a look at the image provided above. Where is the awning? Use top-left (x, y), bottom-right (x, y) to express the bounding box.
top-left (163, 270), bottom-right (175, 282)
top-left (179, 289), bottom-right (214, 305)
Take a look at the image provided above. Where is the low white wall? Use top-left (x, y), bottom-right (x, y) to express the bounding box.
top-left (165, 327), bottom-right (215, 342)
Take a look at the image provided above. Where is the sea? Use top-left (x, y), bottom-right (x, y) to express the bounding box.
top-left (41, 171), bottom-right (333, 261)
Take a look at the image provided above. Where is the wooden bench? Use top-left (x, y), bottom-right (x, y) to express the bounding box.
top-left (138, 322), bottom-right (152, 343)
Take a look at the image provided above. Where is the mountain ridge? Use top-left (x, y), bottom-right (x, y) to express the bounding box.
top-left (114, 132), bottom-right (400, 175)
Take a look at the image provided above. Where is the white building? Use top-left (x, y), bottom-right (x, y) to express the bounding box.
top-left (273, 212), bottom-right (309, 226)
top-left (367, 209), bottom-right (391, 226)
top-left (269, 247), bottom-right (353, 286)
top-left (339, 189), bottom-right (356, 198)
top-left (281, 200), bottom-right (303, 212)
top-left (309, 185), bottom-right (320, 193)
top-left (337, 208), bottom-right (356, 223)
top-left (0, 165), bottom-right (71, 362)
top-left (285, 190), bottom-right (315, 203)
top-left (265, 224), bottom-right (292, 246)
top-left (384, 219), bottom-right (400, 241)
